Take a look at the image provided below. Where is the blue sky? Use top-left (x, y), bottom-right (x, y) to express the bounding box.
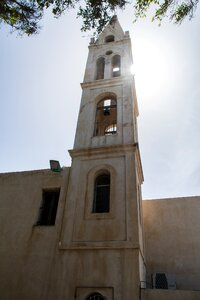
top-left (1, 5), bottom-right (200, 199)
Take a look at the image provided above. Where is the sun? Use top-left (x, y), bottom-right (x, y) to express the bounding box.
top-left (131, 37), bottom-right (172, 102)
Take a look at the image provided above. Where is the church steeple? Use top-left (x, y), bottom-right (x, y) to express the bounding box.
top-left (60, 17), bottom-right (145, 300)
top-left (74, 15), bottom-right (139, 150)
top-left (95, 15), bottom-right (125, 45)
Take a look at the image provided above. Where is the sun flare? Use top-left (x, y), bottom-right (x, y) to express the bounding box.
top-left (132, 38), bottom-right (172, 101)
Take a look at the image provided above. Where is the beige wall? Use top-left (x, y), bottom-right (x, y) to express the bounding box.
top-left (0, 168), bottom-right (142, 300)
top-left (2, 171), bottom-right (200, 299)
top-left (142, 289), bottom-right (200, 300)
top-left (46, 248), bottom-right (141, 300)
top-left (143, 196), bottom-right (200, 291)
top-left (0, 168), bottom-right (69, 300)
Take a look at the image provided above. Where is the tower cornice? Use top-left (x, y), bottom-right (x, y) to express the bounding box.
top-left (89, 36), bottom-right (131, 49)
top-left (69, 143), bottom-right (144, 182)
top-left (69, 143), bottom-right (135, 157)
top-left (81, 75), bottom-right (134, 89)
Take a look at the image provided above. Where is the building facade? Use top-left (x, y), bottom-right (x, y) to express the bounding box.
top-left (1, 16), bottom-right (200, 300)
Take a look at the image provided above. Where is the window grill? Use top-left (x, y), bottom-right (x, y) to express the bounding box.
top-left (86, 292), bottom-right (105, 300)
top-left (152, 272), bottom-right (176, 290)
top-left (105, 123), bottom-right (117, 135)
top-left (154, 273), bottom-right (168, 289)
top-left (94, 120), bottom-right (117, 136)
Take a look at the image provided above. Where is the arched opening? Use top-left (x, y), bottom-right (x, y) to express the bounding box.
top-left (106, 50), bottom-right (113, 55)
top-left (86, 292), bottom-right (105, 300)
top-left (96, 57), bottom-right (105, 80)
top-left (112, 55), bottom-right (121, 77)
top-left (93, 173), bottom-right (110, 213)
top-left (105, 35), bottom-right (114, 43)
top-left (94, 96), bottom-right (117, 136)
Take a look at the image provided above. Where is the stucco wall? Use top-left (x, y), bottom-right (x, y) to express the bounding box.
top-left (0, 167), bottom-right (142, 300)
top-left (0, 168), bottom-right (69, 300)
top-left (45, 248), bottom-right (141, 300)
top-left (1, 170), bottom-right (200, 299)
top-left (143, 196), bottom-right (200, 291)
top-left (142, 289), bottom-right (200, 300)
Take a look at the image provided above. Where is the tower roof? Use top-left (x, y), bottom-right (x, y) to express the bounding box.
top-left (95, 15), bottom-right (125, 45)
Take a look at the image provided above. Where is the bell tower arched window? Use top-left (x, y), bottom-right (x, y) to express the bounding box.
top-left (92, 173), bottom-right (110, 213)
top-left (112, 55), bottom-right (121, 77)
top-left (94, 96), bottom-right (117, 136)
top-left (96, 57), bottom-right (105, 80)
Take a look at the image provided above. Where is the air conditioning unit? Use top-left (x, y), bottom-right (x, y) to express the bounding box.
top-left (152, 272), bottom-right (176, 290)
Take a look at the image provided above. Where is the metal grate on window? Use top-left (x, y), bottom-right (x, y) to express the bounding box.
top-left (155, 273), bottom-right (168, 289)
top-left (86, 292), bottom-right (105, 300)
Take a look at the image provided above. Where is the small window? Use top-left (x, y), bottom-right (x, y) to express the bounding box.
top-left (36, 189), bottom-right (60, 225)
top-left (154, 273), bottom-right (168, 289)
top-left (94, 96), bottom-right (117, 136)
top-left (105, 35), bottom-right (114, 43)
top-left (93, 174), bottom-right (110, 213)
top-left (112, 55), bottom-right (121, 77)
top-left (86, 293), bottom-right (105, 300)
top-left (96, 57), bottom-right (105, 80)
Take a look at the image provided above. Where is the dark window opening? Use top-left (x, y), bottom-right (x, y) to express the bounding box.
top-left (112, 55), bottom-right (121, 77)
top-left (106, 50), bottom-right (113, 55)
top-left (36, 189), bottom-right (60, 225)
top-left (105, 35), bottom-right (115, 43)
top-left (96, 57), bottom-right (105, 80)
top-left (154, 273), bottom-right (168, 289)
top-left (86, 293), bottom-right (105, 300)
top-left (93, 174), bottom-right (110, 213)
top-left (94, 97), bottom-right (117, 136)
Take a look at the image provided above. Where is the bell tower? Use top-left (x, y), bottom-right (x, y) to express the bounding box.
top-left (60, 16), bottom-right (145, 300)
top-left (74, 16), bottom-right (138, 149)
